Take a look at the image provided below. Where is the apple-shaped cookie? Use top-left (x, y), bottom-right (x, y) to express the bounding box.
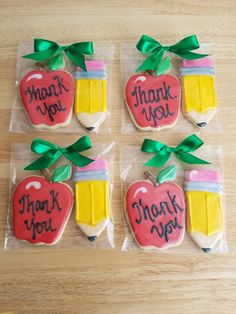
top-left (125, 74), bottom-right (181, 131)
top-left (20, 69), bottom-right (74, 129)
top-left (13, 176), bottom-right (73, 245)
top-left (125, 166), bottom-right (185, 250)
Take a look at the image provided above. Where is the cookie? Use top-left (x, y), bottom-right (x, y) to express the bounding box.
top-left (184, 169), bottom-right (223, 253)
top-left (13, 176), bottom-right (73, 245)
top-left (74, 158), bottom-right (110, 241)
top-left (20, 69), bottom-right (74, 129)
top-left (74, 61), bottom-right (107, 132)
top-left (180, 57), bottom-right (217, 128)
top-left (125, 176), bottom-right (185, 250)
top-left (125, 73), bottom-right (181, 131)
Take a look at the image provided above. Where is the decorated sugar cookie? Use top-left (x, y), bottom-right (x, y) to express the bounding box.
top-left (74, 158), bottom-right (110, 241)
top-left (125, 34), bottom-right (208, 131)
top-left (180, 57), bottom-right (217, 128)
top-left (13, 174), bottom-right (73, 245)
top-left (12, 136), bottom-right (94, 245)
top-left (21, 38), bottom-right (94, 130)
top-left (20, 69), bottom-right (74, 129)
top-left (125, 166), bottom-right (186, 250)
top-left (74, 61), bottom-right (107, 132)
top-left (184, 169), bottom-right (223, 252)
top-left (125, 73), bottom-right (181, 131)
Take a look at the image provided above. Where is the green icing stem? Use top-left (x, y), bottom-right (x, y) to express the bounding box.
top-left (156, 165), bottom-right (176, 184)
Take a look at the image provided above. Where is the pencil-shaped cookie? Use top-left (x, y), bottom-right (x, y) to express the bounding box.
top-left (74, 60), bottom-right (107, 132)
top-left (74, 158), bottom-right (110, 241)
top-left (184, 170), bottom-right (223, 252)
top-left (180, 57), bottom-right (217, 128)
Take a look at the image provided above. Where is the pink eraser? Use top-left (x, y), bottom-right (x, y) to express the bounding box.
top-left (76, 60), bottom-right (106, 71)
top-left (185, 170), bottom-right (220, 183)
top-left (181, 57), bottom-right (213, 68)
top-left (76, 158), bottom-right (107, 172)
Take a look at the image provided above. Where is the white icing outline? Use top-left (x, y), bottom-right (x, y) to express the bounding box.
top-left (25, 181), bottom-right (42, 190)
top-left (26, 73), bottom-right (43, 82)
top-left (134, 75), bottom-right (146, 84)
top-left (133, 187), bottom-right (147, 198)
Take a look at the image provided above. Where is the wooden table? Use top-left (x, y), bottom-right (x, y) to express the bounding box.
top-left (1, 1), bottom-right (236, 313)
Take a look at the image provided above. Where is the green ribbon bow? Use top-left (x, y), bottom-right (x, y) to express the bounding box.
top-left (141, 134), bottom-right (210, 168)
top-left (136, 34), bottom-right (208, 75)
top-left (24, 136), bottom-right (94, 171)
top-left (23, 38), bottom-right (94, 71)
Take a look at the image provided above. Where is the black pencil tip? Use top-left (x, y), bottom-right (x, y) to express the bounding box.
top-left (197, 122), bottom-right (207, 128)
top-left (88, 236), bottom-right (97, 242)
top-left (86, 127), bottom-right (95, 132)
top-left (202, 248), bottom-right (211, 253)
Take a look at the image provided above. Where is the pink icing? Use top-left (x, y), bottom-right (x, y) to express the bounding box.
top-left (76, 158), bottom-right (107, 172)
top-left (185, 170), bottom-right (220, 183)
top-left (181, 57), bottom-right (213, 68)
top-left (75, 60), bottom-right (106, 71)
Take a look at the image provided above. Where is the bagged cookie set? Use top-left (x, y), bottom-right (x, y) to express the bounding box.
top-left (5, 136), bottom-right (115, 250)
top-left (121, 136), bottom-right (227, 253)
top-left (10, 39), bottom-right (114, 134)
top-left (5, 35), bottom-right (227, 254)
top-left (121, 35), bottom-right (220, 134)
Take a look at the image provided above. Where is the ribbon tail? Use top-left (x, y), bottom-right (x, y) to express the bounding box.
top-left (155, 57), bottom-right (171, 76)
top-left (48, 53), bottom-right (64, 70)
top-left (24, 151), bottom-right (61, 170)
top-left (175, 152), bottom-right (210, 165)
top-left (65, 49), bottom-right (87, 71)
top-left (175, 51), bottom-right (208, 60)
top-left (63, 151), bottom-right (94, 167)
top-left (67, 135), bottom-right (92, 152)
top-left (136, 50), bottom-right (164, 72)
top-left (22, 47), bottom-right (58, 61)
top-left (144, 151), bottom-right (171, 168)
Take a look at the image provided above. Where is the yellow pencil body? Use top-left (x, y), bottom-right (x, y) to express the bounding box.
top-left (186, 191), bottom-right (223, 236)
top-left (74, 60), bottom-right (107, 132)
top-left (183, 75), bottom-right (217, 113)
top-left (181, 58), bottom-right (217, 128)
top-left (75, 180), bottom-right (110, 227)
top-left (184, 170), bottom-right (223, 252)
top-left (74, 158), bottom-right (110, 241)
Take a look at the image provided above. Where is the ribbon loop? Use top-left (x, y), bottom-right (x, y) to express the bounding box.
top-left (23, 38), bottom-right (94, 71)
top-left (24, 136), bottom-right (94, 171)
top-left (176, 134), bottom-right (204, 152)
top-left (31, 138), bottom-right (58, 154)
top-left (136, 34), bottom-right (208, 75)
top-left (136, 35), bottom-right (162, 54)
top-left (141, 134), bottom-right (210, 168)
top-left (34, 38), bottom-right (58, 52)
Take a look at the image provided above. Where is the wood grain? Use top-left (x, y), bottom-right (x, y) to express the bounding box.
top-left (0, 1), bottom-right (236, 313)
